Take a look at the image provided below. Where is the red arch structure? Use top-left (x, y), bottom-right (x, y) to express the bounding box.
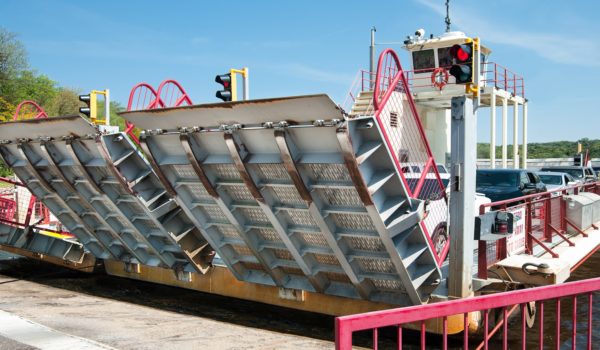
top-left (13, 100), bottom-right (49, 121)
top-left (125, 79), bottom-right (193, 144)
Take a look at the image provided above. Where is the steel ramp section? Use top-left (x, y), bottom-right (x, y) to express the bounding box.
top-left (0, 141), bottom-right (112, 260)
top-left (0, 116), bottom-right (214, 272)
top-left (100, 132), bottom-right (214, 273)
top-left (0, 224), bottom-right (88, 265)
top-left (124, 96), bottom-right (441, 305)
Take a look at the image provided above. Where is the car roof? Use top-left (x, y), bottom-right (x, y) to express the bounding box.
top-left (540, 166), bottom-right (585, 170)
top-left (537, 171), bottom-right (569, 176)
top-left (477, 169), bottom-right (522, 174)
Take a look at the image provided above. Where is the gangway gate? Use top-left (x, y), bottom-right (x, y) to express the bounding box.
top-left (122, 94), bottom-right (443, 305)
top-left (0, 116), bottom-right (214, 273)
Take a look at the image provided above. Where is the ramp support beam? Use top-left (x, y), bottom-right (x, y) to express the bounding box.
top-left (448, 96), bottom-right (475, 298)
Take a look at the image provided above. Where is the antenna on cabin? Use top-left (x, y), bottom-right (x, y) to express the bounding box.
top-left (445, 0), bottom-right (451, 32)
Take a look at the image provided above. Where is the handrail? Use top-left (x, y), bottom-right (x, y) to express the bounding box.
top-left (336, 277), bottom-right (600, 349)
top-left (371, 49), bottom-right (450, 264)
top-left (480, 181), bottom-right (599, 211)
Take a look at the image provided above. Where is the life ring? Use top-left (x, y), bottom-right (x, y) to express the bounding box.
top-left (431, 67), bottom-right (449, 90)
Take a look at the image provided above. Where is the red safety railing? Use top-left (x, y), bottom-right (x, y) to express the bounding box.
top-left (482, 62), bottom-right (525, 98)
top-left (478, 182), bottom-right (600, 279)
top-left (12, 100), bottom-right (49, 121)
top-left (371, 49), bottom-right (450, 265)
top-left (0, 177), bottom-right (71, 237)
top-left (125, 79), bottom-right (193, 144)
top-left (335, 277), bottom-right (599, 349)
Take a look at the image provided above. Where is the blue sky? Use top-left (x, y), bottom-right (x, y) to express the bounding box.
top-left (1, 0), bottom-right (598, 143)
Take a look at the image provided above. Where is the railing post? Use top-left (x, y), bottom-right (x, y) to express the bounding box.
top-left (494, 63), bottom-right (498, 89)
top-left (561, 197), bottom-right (567, 233)
top-left (544, 197), bottom-right (552, 242)
top-left (335, 318), bottom-right (352, 350)
top-left (526, 200), bottom-right (534, 254)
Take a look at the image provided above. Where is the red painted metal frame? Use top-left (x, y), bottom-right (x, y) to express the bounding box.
top-left (335, 277), bottom-right (600, 349)
top-left (371, 49), bottom-right (450, 265)
top-left (125, 80), bottom-right (193, 145)
top-left (477, 182), bottom-right (600, 279)
top-left (13, 100), bottom-right (49, 121)
top-left (0, 177), bottom-right (71, 236)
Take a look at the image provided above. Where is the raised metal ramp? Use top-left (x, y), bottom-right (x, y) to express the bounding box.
top-left (122, 94), bottom-right (442, 305)
top-left (0, 224), bottom-right (90, 267)
top-left (0, 116), bottom-right (213, 273)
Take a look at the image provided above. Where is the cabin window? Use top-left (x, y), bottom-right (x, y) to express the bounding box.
top-left (412, 49), bottom-right (435, 72)
top-left (437, 47), bottom-right (453, 68)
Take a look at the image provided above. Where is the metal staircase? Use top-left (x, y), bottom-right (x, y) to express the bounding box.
top-left (349, 90), bottom-right (375, 117)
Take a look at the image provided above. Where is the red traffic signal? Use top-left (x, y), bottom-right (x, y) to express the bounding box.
top-left (215, 73), bottom-right (232, 101)
top-left (448, 43), bottom-right (473, 84)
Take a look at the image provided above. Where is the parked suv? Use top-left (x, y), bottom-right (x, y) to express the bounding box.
top-left (476, 169), bottom-right (547, 202)
top-left (539, 166), bottom-right (597, 184)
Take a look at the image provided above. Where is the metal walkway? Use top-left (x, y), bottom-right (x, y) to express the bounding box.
top-left (0, 116), bottom-right (213, 273)
top-left (122, 94), bottom-right (442, 305)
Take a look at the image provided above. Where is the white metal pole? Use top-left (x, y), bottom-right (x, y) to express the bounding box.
top-left (502, 97), bottom-right (508, 168)
top-left (513, 99), bottom-right (519, 169)
top-left (522, 101), bottom-right (528, 169)
top-left (370, 27), bottom-right (376, 89)
top-left (105, 89), bottom-right (110, 125)
top-left (449, 96), bottom-right (475, 298)
top-left (243, 68), bottom-right (249, 100)
top-left (490, 90), bottom-right (496, 169)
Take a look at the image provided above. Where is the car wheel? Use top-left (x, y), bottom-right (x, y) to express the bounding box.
top-left (431, 222), bottom-right (448, 257)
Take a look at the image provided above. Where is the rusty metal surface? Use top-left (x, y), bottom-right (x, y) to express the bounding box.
top-left (121, 94), bottom-right (344, 131)
top-left (0, 115), bottom-right (95, 142)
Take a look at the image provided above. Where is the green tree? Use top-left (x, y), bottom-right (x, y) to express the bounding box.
top-left (0, 27), bottom-right (28, 85)
top-left (47, 87), bottom-right (82, 116)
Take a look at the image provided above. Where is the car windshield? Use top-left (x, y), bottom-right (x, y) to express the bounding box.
top-left (543, 168), bottom-right (583, 179)
top-left (538, 174), bottom-right (562, 185)
top-left (436, 165), bottom-right (447, 174)
top-left (476, 172), bottom-right (518, 187)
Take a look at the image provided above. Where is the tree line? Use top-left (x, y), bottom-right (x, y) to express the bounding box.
top-left (477, 139), bottom-right (600, 159)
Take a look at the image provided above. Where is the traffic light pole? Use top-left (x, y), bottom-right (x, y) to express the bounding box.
top-left (230, 67), bottom-right (249, 101)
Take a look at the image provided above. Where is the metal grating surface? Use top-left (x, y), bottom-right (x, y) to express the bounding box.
top-left (345, 236), bottom-right (386, 252)
top-left (271, 187), bottom-right (306, 206)
top-left (356, 258), bottom-right (396, 274)
top-left (331, 213), bottom-right (377, 231)
top-left (320, 188), bottom-right (363, 207)
top-left (255, 164), bottom-right (290, 181)
top-left (296, 232), bottom-right (329, 248)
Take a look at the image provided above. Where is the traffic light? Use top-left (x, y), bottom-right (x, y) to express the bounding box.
top-left (449, 42), bottom-right (474, 84)
top-left (215, 73), bottom-right (232, 102)
top-left (79, 94), bottom-right (96, 119)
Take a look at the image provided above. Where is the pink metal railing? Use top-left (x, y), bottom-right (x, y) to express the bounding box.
top-left (482, 62), bottom-right (525, 98)
top-left (478, 182), bottom-right (600, 279)
top-left (0, 177), bottom-right (71, 237)
top-left (371, 49), bottom-right (450, 265)
top-left (125, 79), bottom-right (193, 144)
top-left (402, 62), bottom-right (525, 98)
top-left (13, 100), bottom-right (49, 121)
top-left (335, 277), bottom-right (599, 349)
